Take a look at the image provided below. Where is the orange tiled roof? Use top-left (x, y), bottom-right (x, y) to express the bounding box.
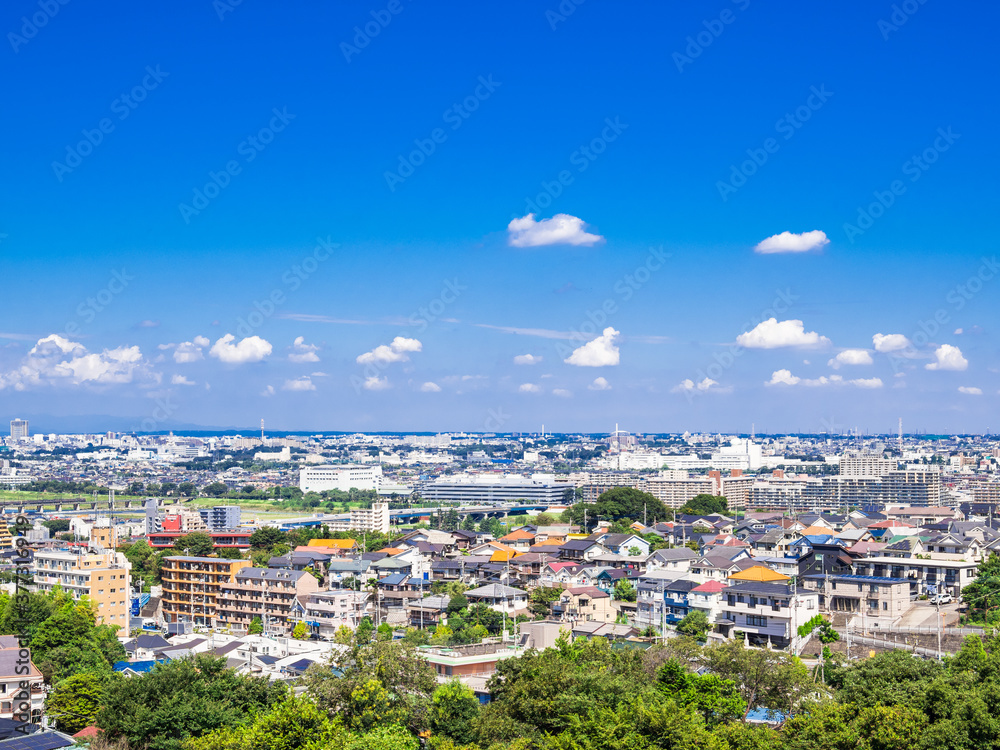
top-left (728, 565), bottom-right (790, 582)
top-left (307, 538), bottom-right (358, 549)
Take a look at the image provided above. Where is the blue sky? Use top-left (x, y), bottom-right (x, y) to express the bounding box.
top-left (0, 0), bottom-right (997, 433)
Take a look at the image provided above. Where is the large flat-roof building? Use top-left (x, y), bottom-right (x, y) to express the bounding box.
top-left (299, 464), bottom-right (383, 493)
top-left (8, 419), bottom-right (28, 440)
top-left (419, 475), bottom-right (567, 504)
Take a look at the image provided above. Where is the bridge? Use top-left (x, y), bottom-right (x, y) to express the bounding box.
top-left (0, 497), bottom-right (152, 514)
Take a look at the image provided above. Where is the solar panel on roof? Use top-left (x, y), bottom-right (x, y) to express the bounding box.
top-left (0, 732), bottom-right (76, 750)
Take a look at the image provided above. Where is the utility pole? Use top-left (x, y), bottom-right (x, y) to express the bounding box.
top-left (936, 599), bottom-right (942, 660)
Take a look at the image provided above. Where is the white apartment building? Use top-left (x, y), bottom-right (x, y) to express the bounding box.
top-left (840, 451), bottom-right (897, 477)
top-left (33, 549), bottom-right (132, 627)
top-left (299, 464), bottom-right (384, 493)
top-left (418, 474), bottom-right (567, 504)
top-left (330, 502), bottom-right (390, 534)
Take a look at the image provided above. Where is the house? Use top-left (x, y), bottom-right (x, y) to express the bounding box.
top-left (300, 590), bottom-right (371, 637)
top-left (554, 586), bottom-right (615, 623)
top-left (687, 580), bottom-right (727, 629)
top-left (645, 547), bottom-right (697, 575)
top-left (406, 594), bottom-right (451, 629)
top-left (594, 533), bottom-right (650, 557)
top-left (0, 646), bottom-right (44, 725)
top-left (217, 568), bottom-right (320, 635)
top-left (801, 574), bottom-right (911, 624)
top-left (635, 576), bottom-right (699, 629)
top-left (498, 529), bottom-right (536, 551)
top-left (465, 583), bottom-right (528, 614)
top-left (559, 539), bottom-right (607, 562)
top-left (540, 561), bottom-right (582, 586)
top-left (720, 581), bottom-right (819, 649)
top-left (122, 633), bottom-right (172, 660)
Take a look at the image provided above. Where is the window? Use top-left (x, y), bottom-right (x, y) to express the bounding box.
top-left (746, 615), bottom-right (767, 627)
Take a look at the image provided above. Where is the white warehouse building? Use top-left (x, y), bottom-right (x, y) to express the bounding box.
top-left (299, 464), bottom-right (384, 493)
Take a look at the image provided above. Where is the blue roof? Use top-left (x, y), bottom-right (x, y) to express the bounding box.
top-left (745, 707), bottom-right (789, 724)
top-left (113, 659), bottom-right (166, 673)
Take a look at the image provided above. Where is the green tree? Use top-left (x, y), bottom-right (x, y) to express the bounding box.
top-left (248, 617), bottom-right (263, 635)
top-left (203, 482), bottom-right (230, 497)
top-left (678, 493), bottom-right (728, 517)
top-left (702, 639), bottom-right (817, 719)
top-left (174, 531), bottom-right (215, 557)
top-left (565, 487), bottom-right (669, 530)
top-left (97, 654), bottom-right (287, 750)
top-left (178, 482), bottom-right (197, 497)
top-left (429, 680), bottom-right (480, 745)
top-left (45, 671), bottom-right (105, 734)
top-left (185, 695), bottom-right (345, 750)
top-left (305, 637), bottom-right (437, 732)
top-left (613, 579), bottom-right (637, 602)
top-left (446, 592), bottom-right (468, 616)
top-left (533, 512), bottom-right (557, 526)
top-left (356, 616), bottom-right (375, 643)
top-left (528, 587), bottom-right (562, 618)
top-left (30, 598), bottom-right (126, 684)
top-left (676, 610), bottom-right (710, 639)
top-left (292, 621), bottom-right (308, 640)
top-left (249, 527), bottom-right (287, 550)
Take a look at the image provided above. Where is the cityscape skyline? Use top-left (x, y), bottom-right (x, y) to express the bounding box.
top-left (2, 1), bottom-right (997, 433)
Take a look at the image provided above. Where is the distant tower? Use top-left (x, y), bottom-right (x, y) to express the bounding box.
top-left (261, 418), bottom-right (265, 442)
top-left (898, 417), bottom-right (903, 449)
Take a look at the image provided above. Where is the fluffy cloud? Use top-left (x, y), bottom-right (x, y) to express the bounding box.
top-left (672, 377), bottom-right (723, 394)
top-left (507, 213), bottom-right (604, 248)
top-left (514, 354), bottom-right (542, 365)
top-left (564, 327), bottom-right (620, 367)
top-left (289, 336), bottom-right (320, 363)
top-left (925, 344), bottom-right (968, 371)
top-left (282, 376), bottom-right (316, 392)
top-left (828, 349), bottom-right (873, 368)
top-left (754, 230), bottom-right (829, 254)
top-left (552, 388), bottom-right (572, 397)
top-left (171, 374), bottom-right (195, 386)
top-left (363, 375), bottom-right (390, 391)
top-left (518, 383), bottom-right (541, 393)
top-left (737, 319), bottom-right (831, 349)
top-left (209, 334), bottom-right (272, 364)
top-left (766, 369), bottom-right (883, 388)
top-left (958, 386), bottom-right (983, 395)
top-left (872, 333), bottom-right (911, 353)
top-left (261, 385), bottom-right (275, 397)
top-left (588, 376), bottom-right (612, 391)
top-left (356, 337), bottom-right (422, 365)
top-left (0, 334), bottom-right (150, 391)
top-left (420, 382), bottom-right (441, 392)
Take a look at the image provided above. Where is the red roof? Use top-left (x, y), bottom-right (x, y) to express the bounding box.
top-left (73, 726), bottom-right (101, 738)
top-left (690, 580), bottom-right (726, 593)
top-left (868, 520), bottom-right (914, 529)
top-left (546, 562), bottom-right (579, 572)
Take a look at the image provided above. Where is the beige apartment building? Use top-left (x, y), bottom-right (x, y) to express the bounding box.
top-left (216, 567), bottom-right (319, 635)
top-left (33, 549), bottom-right (132, 627)
top-left (161, 556), bottom-right (251, 628)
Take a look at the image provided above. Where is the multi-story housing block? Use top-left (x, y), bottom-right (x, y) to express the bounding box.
top-left (161, 556), bottom-right (251, 628)
top-left (33, 549), bottom-right (131, 627)
top-left (217, 568), bottom-right (319, 635)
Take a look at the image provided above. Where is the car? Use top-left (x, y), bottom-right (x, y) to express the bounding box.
top-left (930, 593), bottom-right (953, 605)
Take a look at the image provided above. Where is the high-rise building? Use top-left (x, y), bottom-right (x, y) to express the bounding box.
top-left (33, 549), bottom-right (132, 626)
top-left (161, 556), bottom-right (251, 628)
top-left (9, 419), bottom-right (28, 440)
top-left (199, 505), bottom-right (242, 530)
top-left (840, 451), bottom-right (897, 477)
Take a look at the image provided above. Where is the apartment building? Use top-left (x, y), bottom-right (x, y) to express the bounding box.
top-left (839, 452), bottom-right (897, 477)
top-left (299, 464), bottom-right (383, 493)
top-left (801, 574), bottom-right (911, 625)
top-left (217, 568), bottom-right (319, 635)
top-left (33, 549), bottom-right (132, 627)
top-left (161, 556), bottom-right (251, 628)
top-left (0, 640), bottom-right (44, 725)
top-left (300, 590), bottom-right (371, 638)
top-left (720, 581), bottom-right (818, 649)
top-left (640, 476), bottom-right (714, 510)
top-left (326, 502), bottom-right (390, 534)
top-left (882, 469), bottom-right (942, 507)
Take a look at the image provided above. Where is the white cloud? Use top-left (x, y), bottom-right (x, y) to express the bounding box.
top-left (0, 334), bottom-right (151, 391)
top-left (261, 385), bottom-right (275, 397)
top-left (925, 344), bottom-right (968, 371)
top-left (564, 327), bottom-right (620, 367)
top-left (420, 382), bottom-right (441, 392)
top-left (766, 369), bottom-right (883, 389)
top-left (754, 230), bottom-right (830, 254)
top-left (507, 213), bottom-right (604, 248)
top-left (209, 334), bottom-right (272, 364)
top-left (552, 388), bottom-right (572, 398)
top-left (737, 319), bottom-right (831, 349)
top-left (588, 376), bottom-right (612, 391)
top-left (850, 377), bottom-right (884, 389)
top-left (872, 333), bottom-right (911, 353)
top-left (356, 336), bottom-right (422, 365)
top-left (958, 386), bottom-right (983, 395)
top-left (171, 374), bottom-right (195, 386)
top-left (672, 377), bottom-right (723, 394)
top-left (767, 369), bottom-right (801, 386)
top-left (518, 383), bottom-right (541, 393)
top-left (289, 336), bottom-right (320, 363)
top-left (363, 375), bottom-right (390, 391)
top-left (283, 376), bottom-right (316, 392)
top-left (828, 349), bottom-right (873, 368)
top-left (514, 354), bottom-right (542, 365)
top-left (955, 328), bottom-right (964, 335)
